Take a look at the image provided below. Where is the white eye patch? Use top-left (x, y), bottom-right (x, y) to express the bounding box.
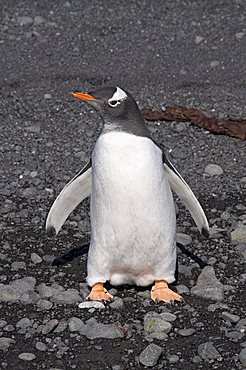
top-left (108, 87), bottom-right (127, 107)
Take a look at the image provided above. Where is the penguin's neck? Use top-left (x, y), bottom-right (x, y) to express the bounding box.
top-left (101, 116), bottom-right (151, 138)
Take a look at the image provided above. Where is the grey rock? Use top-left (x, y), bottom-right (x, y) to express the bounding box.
top-left (207, 303), bottom-right (229, 312)
top-left (25, 125), bottom-right (40, 134)
top-left (68, 317), bottom-right (84, 332)
top-left (11, 261), bottom-right (26, 271)
top-left (178, 328), bottom-right (196, 336)
top-left (18, 353), bottom-right (36, 361)
top-left (10, 277), bottom-right (36, 293)
top-left (177, 233), bottom-right (192, 246)
top-left (37, 283), bottom-right (60, 298)
top-left (78, 301), bottom-right (105, 309)
top-left (0, 320), bottom-right (7, 328)
top-left (31, 252), bottom-right (42, 264)
top-left (16, 318), bottom-right (32, 333)
top-left (236, 319), bottom-right (246, 331)
top-left (80, 320), bottom-right (124, 340)
top-left (178, 264), bottom-right (192, 277)
top-left (0, 337), bottom-right (15, 351)
top-left (17, 16), bottom-right (33, 25)
top-left (109, 298), bottom-right (124, 309)
top-left (205, 164), bottom-right (224, 176)
top-left (191, 266), bottom-right (224, 301)
top-left (35, 341), bottom-right (47, 351)
top-left (0, 284), bottom-right (21, 302)
top-left (239, 348), bottom-right (246, 365)
top-left (197, 342), bottom-right (222, 361)
top-left (192, 355), bottom-right (202, 363)
top-left (231, 227), bottom-right (246, 243)
top-left (34, 16), bottom-right (45, 25)
top-left (167, 354), bottom-right (180, 363)
top-left (36, 299), bottom-right (53, 310)
top-left (144, 312), bottom-right (172, 336)
top-left (4, 324), bottom-right (14, 332)
top-left (139, 343), bottom-right (163, 367)
top-left (54, 321), bottom-right (68, 333)
top-left (20, 291), bottom-right (39, 305)
top-left (222, 311), bottom-right (240, 324)
top-left (159, 312), bottom-right (177, 322)
top-left (225, 331), bottom-right (245, 341)
top-left (42, 319), bottom-right (59, 335)
top-left (176, 284), bottom-right (190, 294)
top-left (51, 289), bottom-right (82, 304)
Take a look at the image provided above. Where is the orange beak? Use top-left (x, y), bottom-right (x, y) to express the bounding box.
top-left (72, 92), bottom-right (98, 101)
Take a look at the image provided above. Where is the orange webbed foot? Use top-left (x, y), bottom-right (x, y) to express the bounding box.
top-left (86, 282), bottom-right (113, 301)
top-left (151, 280), bottom-right (182, 303)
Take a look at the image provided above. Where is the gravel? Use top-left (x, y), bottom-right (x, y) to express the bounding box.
top-left (0, 0), bottom-right (245, 369)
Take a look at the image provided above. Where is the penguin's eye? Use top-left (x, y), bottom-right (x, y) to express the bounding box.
top-left (108, 100), bottom-right (120, 108)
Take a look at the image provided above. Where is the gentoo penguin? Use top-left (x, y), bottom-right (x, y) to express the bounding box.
top-left (46, 86), bottom-right (209, 303)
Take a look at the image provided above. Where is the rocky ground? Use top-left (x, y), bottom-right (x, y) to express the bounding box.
top-left (0, 1), bottom-right (246, 369)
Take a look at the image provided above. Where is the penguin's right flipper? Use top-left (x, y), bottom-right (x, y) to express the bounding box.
top-left (46, 161), bottom-right (92, 237)
top-left (164, 158), bottom-right (209, 238)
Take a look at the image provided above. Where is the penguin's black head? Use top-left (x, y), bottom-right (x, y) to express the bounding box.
top-left (72, 85), bottom-right (150, 136)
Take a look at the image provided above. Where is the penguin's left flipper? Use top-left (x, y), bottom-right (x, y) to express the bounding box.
top-left (164, 158), bottom-right (210, 238)
top-left (151, 280), bottom-right (182, 303)
top-left (46, 161), bottom-right (92, 237)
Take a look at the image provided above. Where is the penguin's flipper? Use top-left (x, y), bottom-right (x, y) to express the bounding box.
top-left (46, 161), bottom-right (92, 237)
top-left (164, 158), bottom-right (209, 237)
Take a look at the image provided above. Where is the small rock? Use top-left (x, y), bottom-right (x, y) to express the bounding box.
top-left (210, 60), bottom-right (220, 68)
top-left (236, 318), bottom-right (246, 331)
top-left (34, 16), bottom-right (45, 25)
top-left (0, 320), bottom-right (7, 328)
top-left (36, 299), bottom-right (53, 310)
top-left (18, 353), bottom-right (36, 361)
top-left (80, 320), bottom-right (124, 340)
top-left (178, 328), bottom-right (196, 336)
top-left (144, 312), bottom-right (172, 336)
top-left (139, 343), bottom-right (163, 367)
top-left (176, 284), bottom-right (190, 294)
top-left (222, 311), bottom-right (240, 324)
top-left (159, 312), bottom-right (177, 322)
top-left (167, 354), bottom-right (180, 363)
top-left (195, 35), bottom-right (204, 44)
top-left (177, 233), bottom-right (192, 246)
top-left (0, 337), bottom-right (15, 351)
top-left (17, 16), bottom-right (33, 25)
top-left (35, 341), bottom-right (47, 351)
top-left (207, 303), bottom-right (229, 312)
top-left (78, 301), bottom-right (105, 309)
top-left (191, 266), bottom-right (224, 301)
top-left (231, 227), bottom-right (246, 243)
top-left (51, 289), bottom-right (82, 304)
top-left (205, 164), bottom-right (224, 176)
top-left (239, 348), bottom-right (246, 365)
top-left (11, 261), bottom-right (26, 271)
top-left (0, 285), bottom-right (21, 302)
top-left (10, 277), bottom-right (36, 293)
top-left (225, 331), bottom-right (245, 341)
top-left (235, 32), bottom-right (245, 39)
top-left (68, 317), bottom-right (84, 332)
top-left (109, 298), bottom-right (124, 309)
top-left (16, 318), bottom-right (32, 333)
top-left (197, 342), bottom-right (222, 361)
top-left (31, 253), bottom-right (42, 264)
top-left (42, 319), bottom-right (59, 335)
top-left (44, 93), bottom-right (52, 99)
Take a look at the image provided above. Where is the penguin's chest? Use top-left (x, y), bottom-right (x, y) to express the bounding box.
top-left (89, 132), bottom-right (176, 285)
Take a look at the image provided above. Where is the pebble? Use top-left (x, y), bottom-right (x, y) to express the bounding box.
top-left (0, 285), bottom-right (21, 302)
top-left (176, 284), bottom-right (190, 294)
top-left (68, 317), bottom-right (84, 332)
top-left (35, 341), bottom-right (47, 351)
top-left (144, 312), bottom-right (172, 336)
top-left (78, 301), bottom-right (105, 309)
top-left (42, 319), bottom-right (59, 335)
top-left (167, 354), bottom-right (180, 363)
top-left (10, 277), bottom-right (36, 293)
top-left (204, 164), bottom-right (224, 176)
top-left (79, 319), bottom-right (125, 340)
top-left (177, 233), bottom-right (192, 246)
top-left (231, 227), bottom-right (246, 243)
top-left (36, 299), bottom-right (53, 310)
top-left (51, 289), bottom-right (83, 304)
top-left (195, 35), bottom-right (204, 44)
top-left (197, 342), bottom-right (222, 361)
top-left (159, 312), bottom-right (177, 322)
top-left (11, 261), bottom-right (26, 271)
top-left (139, 343), bottom-right (163, 367)
top-left (31, 252), bottom-right (42, 264)
top-left (16, 318), bottom-right (32, 333)
top-left (18, 353), bottom-right (36, 361)
top-left (0, 337), bottom-right (15, 351)
top-left (236, 318), bottom-right (246, 331)
top-left (239, 348), bottom-right (246, 365)
top-left (222, 311), bottom-right (240, 324)
top-left (191, 266), bottom-right (224, 301)
top-left (17, 16), bottom-right (33, 25)
top-left (207, 302), bottom-right (229, 312)
top-left (178, 328), bottom-right (196, 336)
top-left (225, 331), bottom-right (245, 341)
top-left (34, 16), bottom-right (45, 25)
top-left (109, 298), bottom-right (124, 309)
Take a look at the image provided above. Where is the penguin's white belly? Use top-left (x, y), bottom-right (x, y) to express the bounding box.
top-left (87, 132), bottom-right (176, 287)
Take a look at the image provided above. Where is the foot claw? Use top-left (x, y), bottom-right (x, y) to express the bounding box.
top-left (151, 280), bottom-right (182, 303)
